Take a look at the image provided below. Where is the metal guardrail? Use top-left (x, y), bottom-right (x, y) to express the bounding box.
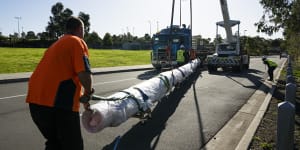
top-left (277, 55), bottom-right (297, 150)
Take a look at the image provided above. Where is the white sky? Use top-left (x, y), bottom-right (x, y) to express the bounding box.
top-left (0, 0), bottom-right (283, 40)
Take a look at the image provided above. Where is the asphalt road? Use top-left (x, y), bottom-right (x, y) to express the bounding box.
top-left (0, 56), bottom-right (284, 150)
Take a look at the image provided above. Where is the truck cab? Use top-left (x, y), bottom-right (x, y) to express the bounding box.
top-left (151, 25), bottom-right (191, 70)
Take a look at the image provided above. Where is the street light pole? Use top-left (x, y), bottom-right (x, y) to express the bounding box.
top-left (180, 0), bottom-right (182, 26)
top-left (14, 16), bottom-right (21, 38)
top-left (156, 21), bottom-right (159, 32)
top-left (148, 20), bottom-right (152, 37)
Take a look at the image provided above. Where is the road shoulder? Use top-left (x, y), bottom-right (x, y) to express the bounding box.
top-left (202, 59), bottom-right (286, 150)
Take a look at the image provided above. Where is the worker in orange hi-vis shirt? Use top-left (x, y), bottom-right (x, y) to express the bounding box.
top-left (26, 16), bottom-right (93, 150)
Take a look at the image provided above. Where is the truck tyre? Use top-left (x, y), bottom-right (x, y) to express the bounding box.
top-left (243, 63), bottom-right (249, 70)
top-left (233, 63), bottom-right (243, 72)
top-left (208, 65), bottom-right (216, 73)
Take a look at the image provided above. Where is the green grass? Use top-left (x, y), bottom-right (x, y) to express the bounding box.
top-left (0, 47), bottom-right (151, 73)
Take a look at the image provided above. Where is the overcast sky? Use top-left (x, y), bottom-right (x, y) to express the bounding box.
top-left (0, 0), bottom-right (283, 39)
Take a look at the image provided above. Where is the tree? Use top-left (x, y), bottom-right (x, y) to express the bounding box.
top-left (213, 34), bottom-right (223, 45)
top-left (144, 34), bottom-right (151, 41)
top-left (256, 0), bottom-right (300, 58)
top-left (85, 32), bottom-right (102, 49)
top-left (78, 12), bottom-right (90, 35)
top-left (46, 2), bottom-right (91, 40)
top-left (255, 0), bottom-right (292, 36)
top-left (37, 32), bottom-right (49, 40)
top-left (25, 31), bottom-right (37, 39)
top-left (103, 33), bottom-right (112, 48)
top-left (46, 2), bottom-right (73, 39)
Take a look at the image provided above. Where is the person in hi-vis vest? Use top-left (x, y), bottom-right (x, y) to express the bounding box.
top-left (262, 56), bottom-right (278, 81)
top-left (177, 45), bottom-right (185, 66)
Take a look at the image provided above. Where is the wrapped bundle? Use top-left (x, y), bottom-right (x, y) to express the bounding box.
top-left (82, 59), bottom-right (200, 133)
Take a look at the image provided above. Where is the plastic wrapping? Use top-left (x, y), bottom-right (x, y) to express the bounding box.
top-left (82, 59), bottom-right (200, 133)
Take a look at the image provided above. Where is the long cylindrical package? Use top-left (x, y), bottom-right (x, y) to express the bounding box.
top-left (82, 59), bottom-right (200, 133)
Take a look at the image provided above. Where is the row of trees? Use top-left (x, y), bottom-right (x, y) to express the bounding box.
top-left (0, 2), bottom-right (152, 49)
top-left (0, 1), bottom-right (289, 56)
top-left (256, 0), bottom-right (300, 59)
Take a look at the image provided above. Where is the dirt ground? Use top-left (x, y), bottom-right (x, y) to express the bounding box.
top-left (248, 73), bottom-right (300, 149)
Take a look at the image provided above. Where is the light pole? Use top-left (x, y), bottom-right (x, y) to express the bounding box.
top-left (244, 30), bottom-right (247, 37)
top-left (148, 20), bottom-right (152, 37)
top-left (180, 0), bottom-right (182, 26)
top-left (244, 30), bottom-right (248, 54)
top-left (14, 16), bottom-right (21, 38)
top-left (156, 21), bottom-right (159, 32)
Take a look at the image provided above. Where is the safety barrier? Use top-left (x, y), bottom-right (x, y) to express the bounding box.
top-left (277, 55), bottom-right (297, 150)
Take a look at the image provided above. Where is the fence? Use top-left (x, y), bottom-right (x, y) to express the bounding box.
top-left (277, 55), bottom-right (297, 150)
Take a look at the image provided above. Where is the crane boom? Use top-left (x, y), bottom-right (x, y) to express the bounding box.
top-left (219, 0), bottom-right (233, 43)
top-left (206, 0), bottom-right (249, 73)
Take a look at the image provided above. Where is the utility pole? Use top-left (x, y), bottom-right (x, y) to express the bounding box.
top-left (180, 0), bottom-right (182, 26)
top-left (14, 16), bottom-right (21, 38)
top-left (148, 20), bottom-right (152, 37)
top-left (156, 21), bottom-right (159, 32)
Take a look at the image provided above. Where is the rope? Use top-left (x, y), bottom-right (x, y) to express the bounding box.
top-left (158, 74), bottom-right (171, 92)
top-left (177, 68), bottom-right (186, 78)
top-left (119, 90), bottom-right (145, 113)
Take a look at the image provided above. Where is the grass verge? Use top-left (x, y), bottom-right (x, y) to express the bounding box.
top-left (0, 47), bottom-right (151, 73)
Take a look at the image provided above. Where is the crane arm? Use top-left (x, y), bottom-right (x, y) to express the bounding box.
top-left (219, 0), bottom-right (233, 43)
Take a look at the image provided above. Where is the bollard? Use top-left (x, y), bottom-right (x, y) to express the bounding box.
top-left (286, 75), bottom-right (295, 84)
top-left (286, 67), bottom-right (293, 76)
top-left (285, 83), bottom-right (297, 105)
top-left (287, 55), bottom-right (292, 66)
top-left (277, 101), bottom-right (295, 150)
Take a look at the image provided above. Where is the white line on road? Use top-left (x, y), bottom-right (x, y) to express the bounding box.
top-left (93, 78), bottom-right (136, 86)
top-left (0, 94), bottom-right (26, 100)
top-left (0, 78), bottom-right (138, 100)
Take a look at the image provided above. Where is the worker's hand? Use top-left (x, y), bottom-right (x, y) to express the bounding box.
top-left (80, 88), bottom-right (94, 111)
top-left (80, 95), bottom-right (92, 111)
top-left (83, 102), bottom-right (91, 111)
top-left (80, 94), bottom-right (91, 103)
top-left (79, 88), bottom-right (95, 103)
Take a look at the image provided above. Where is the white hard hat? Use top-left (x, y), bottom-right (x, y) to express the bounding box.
top-left (262, 56), bottom-right (267, 61)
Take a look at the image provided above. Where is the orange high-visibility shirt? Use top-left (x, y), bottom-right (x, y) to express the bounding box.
top-left (26, 34), bottom-right (90, 112)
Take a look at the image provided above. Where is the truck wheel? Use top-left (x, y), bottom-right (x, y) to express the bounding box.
top-left (233, 64), bottom-right (243, 72)
top-left (243, 64), bottom-right (249, 70)
top-left (155, 67), bottom-right (161, 71)
top-left (208, 66), bottom-right (216, 73)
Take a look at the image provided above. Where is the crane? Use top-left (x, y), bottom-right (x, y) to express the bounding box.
top-left (206, 0), bottom-right (249, 73)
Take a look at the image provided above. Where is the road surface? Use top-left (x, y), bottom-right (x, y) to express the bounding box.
top-left (0, 56), bottom-right (284, 150)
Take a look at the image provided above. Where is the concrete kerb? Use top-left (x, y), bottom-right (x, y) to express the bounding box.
top-left (235, 58), bottom-right (286, 150)
top-left (0, 65), bottom-right (154, 84)
top-left (203, 59), bottom-right (287, 150)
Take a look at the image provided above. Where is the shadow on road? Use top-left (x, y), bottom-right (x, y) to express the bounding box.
top-left (137, 69), bottom-right (160, 80)
top-left (192, 79), bottom-right (207, 150)
top-left (208, 68), bottom-right (272, 94)
top-left (102, 68), bottom-right (203, 150)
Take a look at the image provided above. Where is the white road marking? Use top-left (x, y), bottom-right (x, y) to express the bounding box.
top-left (93, 78), bottom-right (136, 86)
top-left (0, 78), bottom-right (137, 100)
top-left (0, 94), bottom-right (27, 100)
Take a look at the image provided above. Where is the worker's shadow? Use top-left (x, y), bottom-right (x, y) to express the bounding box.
top-left (102, 68), bottom-right (202, 150)
top-left (210, 68), bottom-right (267, 90)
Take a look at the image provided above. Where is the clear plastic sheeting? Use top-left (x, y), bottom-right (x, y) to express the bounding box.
top-left (81, 59), bottom-right (201, 133)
